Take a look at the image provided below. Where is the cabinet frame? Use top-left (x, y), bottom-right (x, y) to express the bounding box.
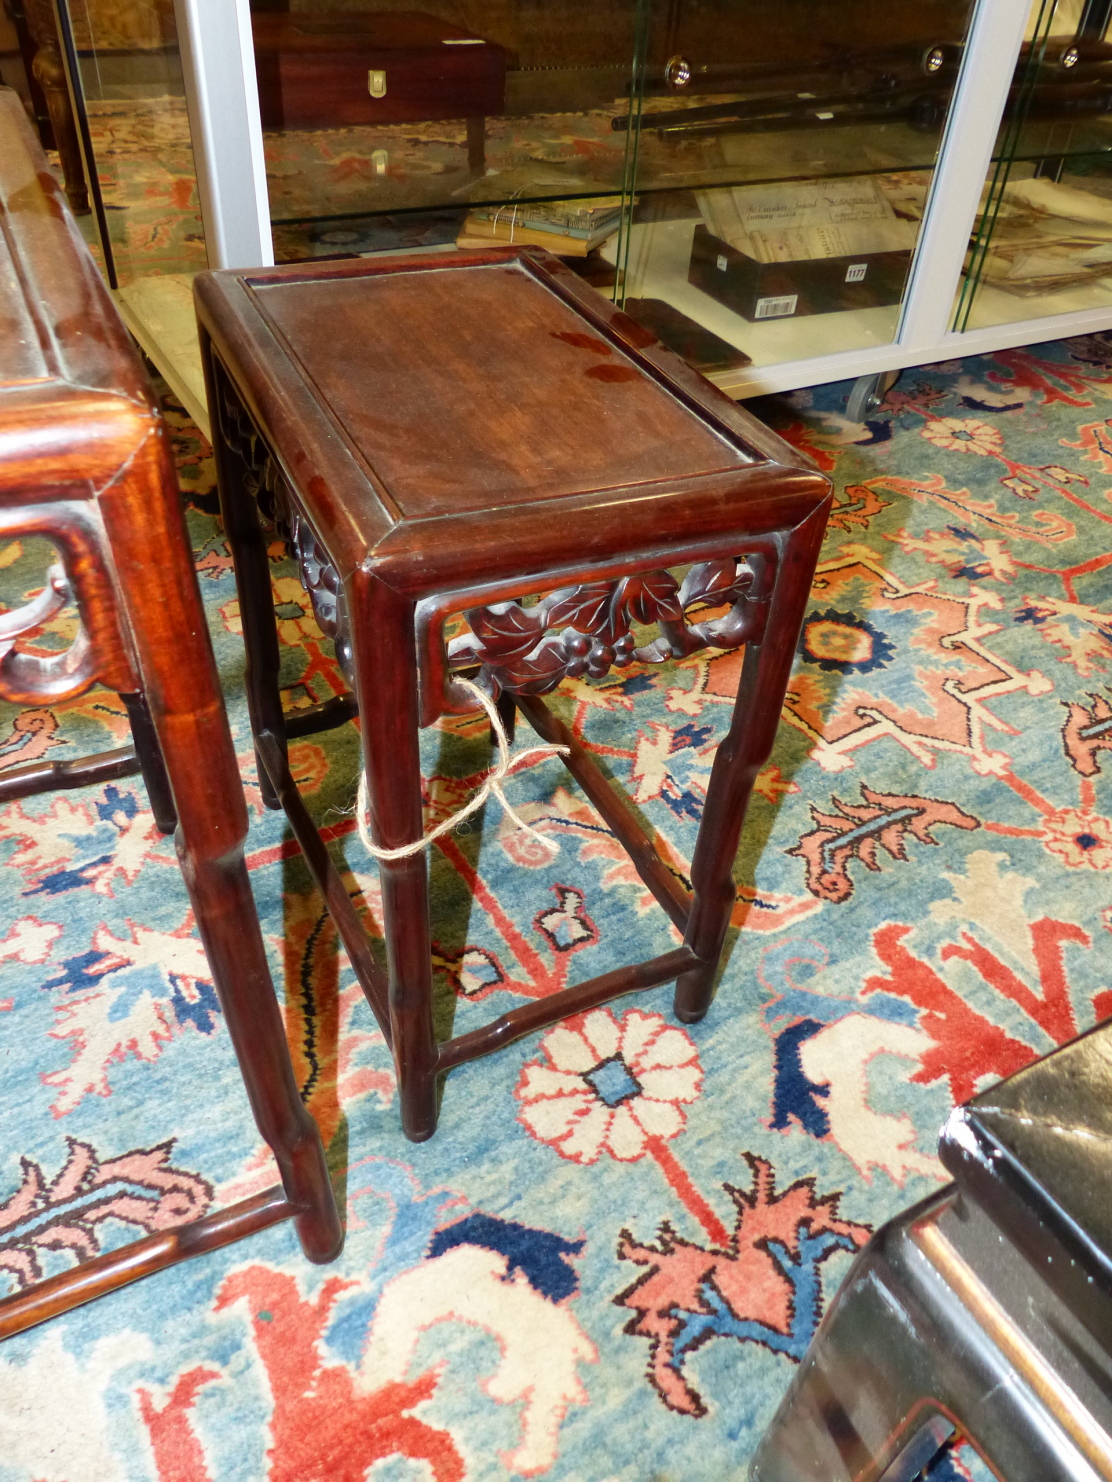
top-left (174, 0), bottom-right (1112, 398)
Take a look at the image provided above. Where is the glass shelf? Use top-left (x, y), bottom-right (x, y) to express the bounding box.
top-left (614, 0), bottom-right (977, 369)
top-left (603, 214), bottom-right (904, 378)
top-left (254, 3), bottom-right (647, 264)
top-left (956, 0), bottom-right (1112, 334)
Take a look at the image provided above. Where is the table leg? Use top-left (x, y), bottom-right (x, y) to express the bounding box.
top-left (676, 502), bottom-right (829, 1022)
top-left (350, 571), bottom-right (439, 1141)
top-left (29, 28), bottom-right (89, 215)
top-left (101, 432), bottom-right (343, 1264)
top-left (121, 691), bottom-right (176, 834)
top-left (206, 365), bottom-right (286, 812)
top-left (494, 688), bottom-right (516, 745)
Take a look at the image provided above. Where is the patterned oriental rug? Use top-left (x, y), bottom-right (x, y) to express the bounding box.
top-left (3, 340), bottom-right (1112, 1480)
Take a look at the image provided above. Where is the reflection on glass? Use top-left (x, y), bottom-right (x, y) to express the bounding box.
top-left (957, 0), bottom-right (1112, 332)
top-left (613, 0), bottom-right (977, 378)
top-left (255, 2), bottom-right (645, 282)
top-left (53, 0), bottom-right (209, 423)
top-left (252, 1), bottom-right (979, 377)
top-left (63, 0), bottom-right (205, 284)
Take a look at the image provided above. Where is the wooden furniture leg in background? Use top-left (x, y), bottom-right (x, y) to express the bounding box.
top-left (205, 366), bottom-right (289, 814)
top-left (466, 115), bottom-right (486, 175)
top-left (120, 691), bottom-right (177, 832)
top-left (23, 0), bottom-right (88, 213)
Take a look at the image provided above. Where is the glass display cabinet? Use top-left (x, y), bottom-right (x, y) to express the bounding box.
top-left (249, 3), bottom-right (644, 274)
top-left (611, 0), bottom-right (980, 384)
top-left (956, 0), bottom-right (1112, 334)
top-left (40, 0), bottom-right (1112, 414)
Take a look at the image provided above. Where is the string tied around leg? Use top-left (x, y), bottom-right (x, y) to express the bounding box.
top-left (356, 677), bottom-right (569, 861)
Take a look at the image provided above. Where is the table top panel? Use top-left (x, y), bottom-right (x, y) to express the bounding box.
top-left (248, 260), bottom-right (752, 520)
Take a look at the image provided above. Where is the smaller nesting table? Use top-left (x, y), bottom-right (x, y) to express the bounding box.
top-left (195, 247), bottom-right (831, 1143)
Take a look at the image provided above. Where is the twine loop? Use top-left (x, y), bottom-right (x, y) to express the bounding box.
top-left (357, 677), bottom-right (568, 861)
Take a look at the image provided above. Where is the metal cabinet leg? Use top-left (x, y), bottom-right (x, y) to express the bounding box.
top-left (846, 369), bottom-right (900, 423)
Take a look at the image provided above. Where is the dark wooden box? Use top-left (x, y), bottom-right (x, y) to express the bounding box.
top-left (687, 224), bottom-right (912, 323)
top-left (252, 11), bottom-right (508, 130)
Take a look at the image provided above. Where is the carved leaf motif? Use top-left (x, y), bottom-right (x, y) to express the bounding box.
top-left (543, 583), bottom-right (617, 636)
top-left (678, 559), bottom-right (739, 611)
top-left (632, 634), bottom-right (674, 664)
top-left (493, 635), bottom-right (568, 695)
top-left (692, 600), bottom-right (757, 650)
top-left (447, 551), bottom-right (774, 700)
top-left (620, 570), bottom-right (682, 625)
top-left (466, 602), bottom-right (543, 661)
top-left (447, 632), bottom-right (485, 667)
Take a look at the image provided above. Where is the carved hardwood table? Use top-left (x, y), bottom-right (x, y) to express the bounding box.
top-left (0, 88), bottom-right (341, 1340)
top-left (195, 247), bottom-right (832, 1143)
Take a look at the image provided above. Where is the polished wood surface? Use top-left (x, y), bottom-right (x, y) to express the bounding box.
top-left (249, 262), bottom-right (749, 515)
top-left (196, 245), bottom-right (832, 1143)
top-left (0, 88), bottom-right (342, 1333)
top-left (196, 250), bottom-right (818, 590)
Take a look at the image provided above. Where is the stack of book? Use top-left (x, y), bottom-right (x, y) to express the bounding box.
top-left (456, 197), bottom-right (623, 256)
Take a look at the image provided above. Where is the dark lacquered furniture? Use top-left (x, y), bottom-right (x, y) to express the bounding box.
top-left (0, 87), bottom-right (341, 1341)
top-left (750, 1023), bottom-right (1112, 1482)
top-left (195, 247), bottom-right (832, 1143)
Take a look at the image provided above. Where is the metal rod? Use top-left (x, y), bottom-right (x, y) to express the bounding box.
top-left (50, 0), bottom-right (116, 287)
top-left (1079, 0), bottom-right (1112, 39)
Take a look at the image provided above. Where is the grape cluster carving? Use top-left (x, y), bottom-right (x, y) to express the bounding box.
top-left (447, 554), bottom-right (770, 697)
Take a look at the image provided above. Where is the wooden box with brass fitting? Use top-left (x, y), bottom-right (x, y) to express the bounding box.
top-left (251, 10), bottom-right (508, 130)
